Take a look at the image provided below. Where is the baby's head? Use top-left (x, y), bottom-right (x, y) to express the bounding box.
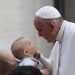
top-left (11, 37), bottom-right (37, 60)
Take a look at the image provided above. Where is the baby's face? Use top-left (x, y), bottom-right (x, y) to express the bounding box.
top-left (23, 39), bottom-right (37, 57)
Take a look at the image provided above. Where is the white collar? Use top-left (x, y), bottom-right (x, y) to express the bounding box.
top-left (56, 20), bottom-right (67, 42)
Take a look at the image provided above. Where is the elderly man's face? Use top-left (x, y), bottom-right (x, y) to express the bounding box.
top-left (34, 17), bottom-right (58, 42)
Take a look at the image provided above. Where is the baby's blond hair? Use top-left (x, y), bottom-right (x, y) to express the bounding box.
top-left (11, 37), bottom-right (36, 59)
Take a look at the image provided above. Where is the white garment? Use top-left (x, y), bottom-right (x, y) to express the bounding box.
top-left (40, 20), bottom-right (75, 75)
top-left (18, 57), bottom-right (43, 70)
top-left (35, 6), bottom-right (61, 19)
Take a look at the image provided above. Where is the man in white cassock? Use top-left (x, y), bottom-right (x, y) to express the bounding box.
top-left (34, 6), bottom-right (75, 75)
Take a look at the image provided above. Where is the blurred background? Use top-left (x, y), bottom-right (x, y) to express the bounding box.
top-left (0, 0), bottom-right (75, 57)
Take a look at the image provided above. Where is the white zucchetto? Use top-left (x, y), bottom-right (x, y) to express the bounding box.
top-left (35, 6), bottom-right (61, 19)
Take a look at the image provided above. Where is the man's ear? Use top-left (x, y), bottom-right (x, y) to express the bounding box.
top-left (47, 21), bottom-right (55, 31)
top-left (50, 21), bottom-right (59, 33)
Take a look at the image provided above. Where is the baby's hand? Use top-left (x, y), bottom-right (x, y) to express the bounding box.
top-left (41, 69), bottom-right (49, 75)
top-left (34, 52), bottom-right (40, 59)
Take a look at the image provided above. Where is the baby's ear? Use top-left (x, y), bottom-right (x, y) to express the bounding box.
top-left (24, 50), bottom-right (29, 56)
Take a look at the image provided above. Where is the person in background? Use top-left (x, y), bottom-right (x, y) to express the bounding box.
top-left (11, 37), bottom-right (49, 75)
top-left (34, 5), bottom-right (75, 75)
top-left (0, 50), bottom-right (16, 75)
top-left (8, 66), bottom-right (42, 75)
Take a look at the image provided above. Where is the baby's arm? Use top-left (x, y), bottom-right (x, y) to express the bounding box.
top-left (34, 53), bottom-right (52, 75)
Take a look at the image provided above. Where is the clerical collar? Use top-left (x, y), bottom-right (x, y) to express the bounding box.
top-left (56, 20), bottom-right (67, 42)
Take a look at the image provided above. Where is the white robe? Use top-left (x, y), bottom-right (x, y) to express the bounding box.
top-left (18, 57), bottom-right (43, 70)
top-left (39, 20), bottom-right (75, 75)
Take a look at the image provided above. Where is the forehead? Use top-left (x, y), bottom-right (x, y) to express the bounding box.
top-left (34, 16), bottom-right (46, 28)
top-left (19, 39), bottom-right (36, 49)
top-left (34, 16), bottom-right (43, 24)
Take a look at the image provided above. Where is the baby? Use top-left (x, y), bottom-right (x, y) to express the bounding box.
top-left (11, 37), bottom-right (49, 75)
